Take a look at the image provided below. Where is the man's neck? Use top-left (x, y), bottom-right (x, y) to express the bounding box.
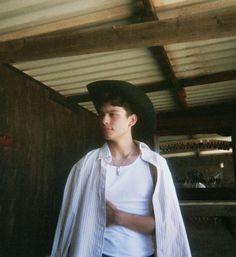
top-left (107, 139), bottom-right (140, 166)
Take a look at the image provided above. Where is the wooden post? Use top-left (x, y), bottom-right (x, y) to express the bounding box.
top-left (231, 127), bottom-right (236, 185)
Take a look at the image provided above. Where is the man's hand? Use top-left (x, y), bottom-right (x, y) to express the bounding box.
top-left (106, 200), bottom-right (117, 226)
top-left (105, 200), bottom-right (155, 235)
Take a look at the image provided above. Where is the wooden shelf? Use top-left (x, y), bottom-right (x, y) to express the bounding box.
top-left (180, 200), bottom-right (236, 216)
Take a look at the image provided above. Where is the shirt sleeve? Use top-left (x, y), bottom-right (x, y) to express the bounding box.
top-left (153, 157), bottom-right (192, 257)
top-left (50, 161), bottom-right (82, 257)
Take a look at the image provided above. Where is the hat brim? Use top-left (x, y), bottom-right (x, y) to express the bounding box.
top-left (87, 80), bottom-right (156, 141)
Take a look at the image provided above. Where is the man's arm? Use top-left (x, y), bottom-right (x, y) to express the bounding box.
top-left (106, 201), bottom-right (155, 235)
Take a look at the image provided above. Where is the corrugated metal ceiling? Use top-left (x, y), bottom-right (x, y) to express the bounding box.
top-left (0, 0), bottom-right (137, 36)
top-left (186, 80), bottom-right (236, 107)
top-left (14, 49), bottom-right (165, 96)
top-left (0, 0), bottom-right (235, 115)
top-left (166, 37), bottom-right (236, 78)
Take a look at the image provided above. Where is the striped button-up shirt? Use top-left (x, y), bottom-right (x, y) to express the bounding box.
top-left (50, 141), bottom-right (192, 257)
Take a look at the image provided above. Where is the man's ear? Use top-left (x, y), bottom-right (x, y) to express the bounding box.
top-left (129, 114), bottom-right (138, 127)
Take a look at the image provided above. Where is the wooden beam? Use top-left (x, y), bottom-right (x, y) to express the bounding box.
top-left (150, 46), bottom-right (187, 109)
top-left (153, 0), bottom-right (236, 19)
top-left (180, 201), bottom-right (236, 217)
top-left (179, 70), bottom-right (236, 87)
top-left (0, 5), bottom-right (133, 42)
top-left (231, 127), bottom-right (236, 186)
top-left (67, 93), bottom-right (91, 103)
top-left (156, 101), bottom-right (236, 136)
top-left (3, 64), bottom-right (96, 116)
top-left (67, 69), bottom-right (236, 103)
top-left (143, 0), bottom-right (187, 110)
top-left (1, 8), bottom-right (236, 63)
top-left (177, 188), bottom-right (236, 201)
top-left (67, 80), bottom-right (170, 103)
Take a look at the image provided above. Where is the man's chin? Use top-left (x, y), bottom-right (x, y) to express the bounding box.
top-left (104, 135), bottom-right (116, 142)
top-left (104, 136), bottom-right (113, 141)
top-left (102, 131), bottom-right (113, 139)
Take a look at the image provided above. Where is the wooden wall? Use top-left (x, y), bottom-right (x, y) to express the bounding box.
top-left (0, 65), bottom-right (102, 257)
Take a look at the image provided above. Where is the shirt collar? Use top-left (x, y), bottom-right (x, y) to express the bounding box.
top-left (138, 141), bottom-right (158, 165)
top-left (98, 140), bottom-right (157, 165)
top-left (98, 142), bottom-right (112, 162)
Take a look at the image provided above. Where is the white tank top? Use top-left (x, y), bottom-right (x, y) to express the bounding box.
top-left (103, 156), bottom-right (154, 257)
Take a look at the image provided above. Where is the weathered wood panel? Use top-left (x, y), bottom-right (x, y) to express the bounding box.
top-left (0, 64), bottom-right (102, 257)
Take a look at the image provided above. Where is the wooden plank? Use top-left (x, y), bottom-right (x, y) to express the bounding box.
top-left (153, 0), bottom-right (236, 19)
top-left (4, 64), bottom-right (96, 116)
top-left (67, 71), bottom-right (236, 103)
top-left (0, 63), bottom-right (102, 257)
top-left (177, 188), bottom-right (236, 201)
top-left (156, 101), bottom-right (236, 135)
top-left (180, 201), bottom-right (236, 217)
top-left (137, 0), bottom-right (188, 109)
top-left (231, 128), bottom-right (236, 187)
top-left (179, 70), bottom-right (236, 87)
top-left (150, 46), bottom-right (187, 109)
top-left (1, 8), bottom-right (236, 63)
top-left (0, 5), bottom-right (132, 42)
top-left (66, 80), bottom-right (170, 103)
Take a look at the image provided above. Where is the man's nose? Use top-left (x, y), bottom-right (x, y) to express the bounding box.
top-left (101, 114), bottom-right (109, 124)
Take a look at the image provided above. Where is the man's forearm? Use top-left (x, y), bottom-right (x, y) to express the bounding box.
top-left (113, 209), bottom-right (155, 234)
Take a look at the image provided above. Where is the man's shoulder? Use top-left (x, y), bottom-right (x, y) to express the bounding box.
top-left (139, 141), bottom-right (166, 162)
top-left (75, 147), bottom-right (101, 165)
top-left (68, 147), bottom-right (102, 179)
top-left (84, 147), bottom-right (101, 157)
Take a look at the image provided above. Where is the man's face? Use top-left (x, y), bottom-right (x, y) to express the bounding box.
top-left (99, 102), bottom-right (137, 142)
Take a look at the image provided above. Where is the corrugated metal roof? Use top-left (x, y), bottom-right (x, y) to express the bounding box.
top-left (147, 90), bottom-right (177, 112)
top-left (154, 0), bottom-right (236, 19)
top-left (166, 37), bottom-right (236, 78)
top-left (0, 0), bottom-right (137, 38)
top-left (1, 0), bottom-right (236, 115)
top-left (14, 48), bottom-right (165, 98)
top-left (186, 80), bottom-right (236, 107)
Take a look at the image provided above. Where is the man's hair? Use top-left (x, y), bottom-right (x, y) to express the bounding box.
top-left (100, 93), bottom-right (134, 117)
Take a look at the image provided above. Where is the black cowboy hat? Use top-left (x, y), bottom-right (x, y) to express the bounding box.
top-left (86, 80), bottom-right (156, 142)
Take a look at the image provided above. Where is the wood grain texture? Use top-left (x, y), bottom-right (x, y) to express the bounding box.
top-left (0, 64), bottom-right (102, 257)
top-left (1, 8), bottom-right (236, 63)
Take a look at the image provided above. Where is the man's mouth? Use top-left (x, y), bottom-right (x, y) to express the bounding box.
top-left (102, 127), bottom-right (112, 133)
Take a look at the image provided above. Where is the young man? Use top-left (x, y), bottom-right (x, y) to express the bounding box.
top-left (50, 80), bottom-right (191, 257)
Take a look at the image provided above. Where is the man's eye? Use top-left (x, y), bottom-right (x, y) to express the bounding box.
top-left (110, 113), bottom-right (118, 117)
top-left (98, 113), bottom-right (105, 119)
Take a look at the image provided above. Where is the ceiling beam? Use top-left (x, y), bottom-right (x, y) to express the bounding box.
top-left (0, 5), bottom-right (134, 42)
top-left (3, 63), bottom-right (96, 116)
top-left (0, 7), bottom-right (236, 63)
top-left (142, 0), bottom-right (187, 109)
top-left (149, 48), bottom-right (188, 110)
top-left (153, 0), bottom-right (236, 20)
top-left (179, 70), bottom-right (236, 87)
top-left (67, 69), bottom-right (236, 104)
top-left (156, 100), bottom-right (236, 136)
top-left (66, 80), bottom-right (170, 103)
